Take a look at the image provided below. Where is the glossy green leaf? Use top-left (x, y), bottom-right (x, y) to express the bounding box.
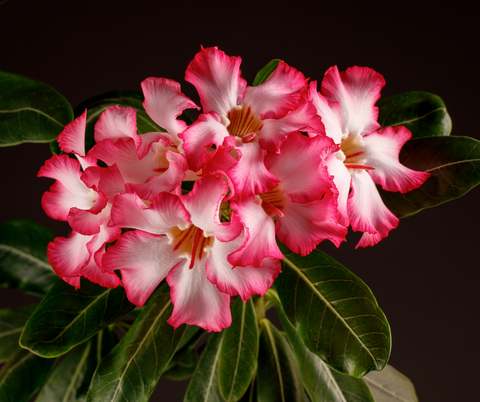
top-left (0, 304), bottom-right (37, 363)
top-left (0, 219), bottom-right (58, 296)
top-left (275, 243), bottom-right (391, 378)
top-left (35, 340), bottom-right (93, 402)
top-left (269, 289), bottom-right (374, 402)
top-left (257, 318), bottom-right (306, 402)
top-left (0, 70), bottom-right (73, 146)
top-left (364, 365), bottom-right (418, 402)
top-left (77, 328), bottom-right (119, 400)
top-left (86, 286), bottom-right (186, 402)
top-left (73, 91), bottom-right (164, 153)
top-left (238, 366), bottom-right (257, 402)
top-left (252, 60), bottom-right (282, 86)
top-left (379, 136), bottom-right (480, 218)
top-left (377, 91), bottom-right (451, 139)
top-left (0, 348), bottom-right (57, 402)
top-left (163, 325), bottom-right (204, 380)
top-left (35, 328), bottom-right (118, 402)
top-left (184, 332), bottom-right (225, 402)
top-left (20, 278), bottom-right (134, 357)
top-left (219, 297), bottom-right (258, 402)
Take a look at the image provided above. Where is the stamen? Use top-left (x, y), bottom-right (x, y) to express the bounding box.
top-left (344, 164), bottom-right (375, 170)
top-left (259, 186), bottom-right (285, 218)
top-left (168, 224), bottom-right (214, 268)
top-left (227, 105), bottom-right (263, 139)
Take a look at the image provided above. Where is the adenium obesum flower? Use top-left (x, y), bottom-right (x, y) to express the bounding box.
top-left (103, 175), bottom-right (281, 331)
top-left (229, 132), bottom-right (347, 266)
top-left (38, 111), bottom-right (122, 288)
top-left (309, 66), bottom-right (430, 247)
top-left (179, 47), bottom-right (325, 197)
top-left (39, 46), bottom-right (429, 333)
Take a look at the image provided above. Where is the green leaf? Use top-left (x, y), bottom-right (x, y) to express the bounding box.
top-left (0, 304), bottom-right (37, 363)
top-left (238, 366), bottom-right (257, 402)
top-left (219, 297), bottom-right (258, 402)
top-left (77, 328), bottom-right (119, 400)
top-left (257, 319), bottom-right (306, 402)
top-left (364, 365), bottom-right (418, 402)
top-left (20, 278), bottom-right (134, 357)
top-left (0, 219), bottom-right (58, 296)
top-left (0, 70), bottom-right (73, 146)
top-left (269, 289), bottom-right (374, 402)
top-left (275, 243), bottom-right (391, 378)
top-left (35, 340), bottom-right (93, 402)
top-left (163, 325), bottom-right (205, 380)
top-left (74, 91), bottom-right (164, 153)
top-left (86, 286), bottom-right (186, 402)
top-left (252, 60), bottom-right (282, 86)
top-left (35, 328), bottom-right (118, 402)
top-left (0, 348), bottom-right (57, 402)
top-left (184, 332), bottom-right (225, 402)
top-left (377, 91), bottom-right (451, 139)
top-left (379, 136), bottom-right (480, 218)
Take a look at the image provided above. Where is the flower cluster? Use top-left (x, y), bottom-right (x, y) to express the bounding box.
top-left (39, 47), bottom-right (429, 331)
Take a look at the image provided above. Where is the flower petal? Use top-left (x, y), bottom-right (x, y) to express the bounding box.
top-left (276, 191), bottom-right (347, 254)
top-left (89, 138), bottom-right (158, 185)
top-left (181, 175), bottom-right (243, 242)
top-left (321, 66), bottom-right (384, 136)
top-left (363, 126), bottom-right (430, 192)
top-left (179, 112), bottom-right (229, 172)
top-left (206, 233), bottom-right (281, 301)
top-left (67, 193), bottom-right (108, 236)
top-left (94, 106), bottom-right (142, 150)
top-left (126, 150), bottom-right (187, 201)
top-left (110, 192), bottom-right (191, 234)
top-left (324, 152), bottom-right (351, 227)
top-left (185, 46), bottom-right (246, 118)
top-left (103, 230), bottom-right (179, 306)
top-left (265, 132), bottom-right (336, 204)
top-left (242, 62), bottom-right (307, 120)
top-left (142, 77), bottom-right (199, 142)
top-left (167, 256), bottom-right (231, 332)
top-left (348, 170), bottom-right (399, 248)
top-left (58, 110), bottom-right (87, 156)
top-left (229, 196), bottom-right (283, 268)
top-left (226, 141), bottom-right (279, 197)
top-left (258, 98), bottom-right (325, 153)
top-left (47, 231), bottom-right (93, 287)
top-left (38, 155), bottom-right (97, 221)
top-left (309, 81), bottom-right (344, 144)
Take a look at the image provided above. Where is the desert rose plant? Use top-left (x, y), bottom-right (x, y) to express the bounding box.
top-left (0, 46), bottom-right (477, 402)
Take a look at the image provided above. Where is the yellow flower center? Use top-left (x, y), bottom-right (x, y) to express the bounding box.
top-left (226, 105), bottom-right (263, 143)
top-left (259, 186), bottom-right (285, 218)
top-left (167, 225), bottom-right (214, 268)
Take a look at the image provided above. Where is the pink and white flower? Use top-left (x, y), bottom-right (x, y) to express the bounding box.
top-left (103, 175), bottom-right (281, 331)
top-left (229, 132), bottom-right (347, 265)
top-left (309, 66), bottom-right (430, 247)
top-left (180, 47), bottom-right (325, 197)
top-left (38, 111), bottom-right (122, 288)
top-left (88, 105), bottom-right (190, 202)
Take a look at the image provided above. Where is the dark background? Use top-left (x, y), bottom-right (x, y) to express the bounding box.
top-left (0, 0), bottom-right (478, 400)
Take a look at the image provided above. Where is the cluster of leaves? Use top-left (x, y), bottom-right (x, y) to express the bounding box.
top-left (1, 63), bottom-right (480, 401)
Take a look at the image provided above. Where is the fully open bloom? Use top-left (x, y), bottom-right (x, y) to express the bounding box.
top-left (309, 66), bottom-right (430, 247)
top-left (229, 132), bottom-right (347, 267)
top-left (103, 175), bottom-right (281, 331)
top-left (180, 47), bottom-right (325, 197)
top-left (38, 111), bottom-right (122, 288)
